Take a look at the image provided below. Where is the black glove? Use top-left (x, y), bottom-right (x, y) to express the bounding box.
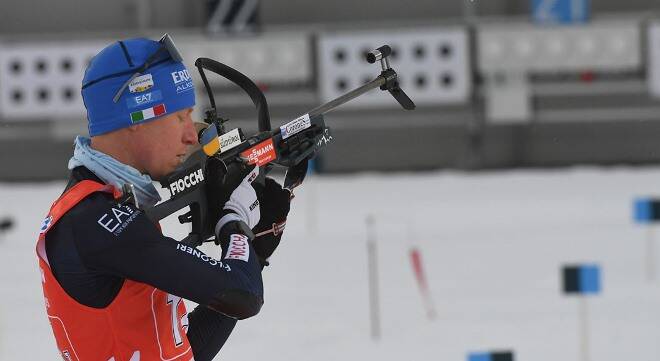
top-left (205, 157), bottom-right (260, 240)
top-left (215, 219), bottom-right (255, 258)
top-left (251, 177), bottom-right (292, 266)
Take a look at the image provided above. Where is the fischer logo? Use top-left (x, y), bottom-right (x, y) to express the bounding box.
top-left (240, 138), bottom-right (276, 166)
top-left (225, 234), bottom-right (249, 262)
top-left (281, 113), bottom-right (311, 140)
top-left (169, 168), bottom-right (204, 196)
top-left (219, 128), bottom-right (242, 153)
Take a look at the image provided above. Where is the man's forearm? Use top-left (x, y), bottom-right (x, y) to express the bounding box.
top-left (187, 305), bottom-right (238, 361)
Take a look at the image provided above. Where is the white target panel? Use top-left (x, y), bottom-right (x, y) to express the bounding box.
top-left (648, 22), bottom-right (660, 98)
top-left (0, 41), bottom-right (105, 120)
top-left (477, 20), bottom-right (640, 73)
top-left (177, 32), bottom-right (311, 87)
top-left (317, 27), bottom-right (471, 108)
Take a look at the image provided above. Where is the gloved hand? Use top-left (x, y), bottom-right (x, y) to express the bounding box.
top-left (216, 217), bottom-right (255, 261)
top-left (251, 177), bottom-right (292, 266)
top-left (205, 157), bottom-right (260, 241)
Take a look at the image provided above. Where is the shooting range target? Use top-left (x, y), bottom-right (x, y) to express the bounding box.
top-left (177, 33), bottom-right (311, 87)
top-left (0, 41), bottom-right (105, 119)
top-left (317, 27), bottom-right (471, 108)
top-left (477, 20), bottom-right (640, 73)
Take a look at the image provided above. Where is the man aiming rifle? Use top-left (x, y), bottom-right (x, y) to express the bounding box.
top-left (35, 35), bottom-right (290, 361)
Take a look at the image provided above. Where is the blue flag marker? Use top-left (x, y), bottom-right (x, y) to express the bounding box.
top-left (531, 0), bottom-right (590, 24)
top-left (579, 265), bottom-right (601, 294)
top-left (468, 351), bottom-right (514, 361)
top-left (633, 198), bottom-right (659, 223)
top-left (634, 197), bottom-right (660, 281)
top-left (468, 353), bottom-right (490, 361)
top-left (563, 264), bottom-right (601, 295)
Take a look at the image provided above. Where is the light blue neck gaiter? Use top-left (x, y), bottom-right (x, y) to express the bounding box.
top-left (68, 136), bottom-right (161, 208)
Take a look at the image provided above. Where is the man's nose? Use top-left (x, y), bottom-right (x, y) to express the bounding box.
top-left (183, 117), bottom-right (198, 145)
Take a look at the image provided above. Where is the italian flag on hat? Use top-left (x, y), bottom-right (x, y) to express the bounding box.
top-left (130, 103), bottom-right (167, 123)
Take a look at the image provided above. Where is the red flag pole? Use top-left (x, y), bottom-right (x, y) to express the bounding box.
top-left (409, 245), bottom-right (436, 320)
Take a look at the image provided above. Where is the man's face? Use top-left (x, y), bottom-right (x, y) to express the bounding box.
top-left (129, 108), bottom-right (198, 180)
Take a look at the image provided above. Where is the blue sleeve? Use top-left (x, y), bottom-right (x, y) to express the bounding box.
top-left (187, 305), bottom-right (238, 361)
top-left (69, 193), bottom-right (263, 319)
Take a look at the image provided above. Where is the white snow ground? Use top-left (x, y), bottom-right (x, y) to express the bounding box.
top-left (2, 166), bottom-right (660, 361)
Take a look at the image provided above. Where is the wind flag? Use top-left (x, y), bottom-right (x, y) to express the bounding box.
top-left (562, 264), bottom-right (601, 295)
top-left (467, 351), bottom-right (514, 361)
top-left (200, 124), bottom-right (221, 156)
top-left (634, 198), bottom-right (660, 223)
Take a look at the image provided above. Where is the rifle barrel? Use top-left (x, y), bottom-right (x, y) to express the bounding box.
top-left (309, 76), bottom-right (386, 117)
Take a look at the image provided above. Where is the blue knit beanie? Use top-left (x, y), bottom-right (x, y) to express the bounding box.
top-left (81, 38), bottom-right (196, 136)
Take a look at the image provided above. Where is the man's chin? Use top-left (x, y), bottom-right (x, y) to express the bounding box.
top-left (148, 172), bottom-right (165, 182)
top-left (148, 168), bottom-right (173, 182)
top-left (149, 157), bottom-right (189, 182)
top-left (161, 162), bottom-right (184, 180)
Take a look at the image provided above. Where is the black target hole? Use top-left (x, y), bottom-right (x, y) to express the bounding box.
top-left (413, 45), bottom-right (426, 59)
top-left (35, 59), bottom-right (48, 73)
top-left (62, 87), bottom-right (75, 101)
top-left (439, 43), bottom-right (453, 58)
top-left (334, 49), bottom-right (347, 63)
top-left (9, 60), bottom-right (22, 74)
top-left (336, 78), bottom-right (348, 91)
top-left (37, 88), bottom-right (50, 102)
top-left (11, 89), bottom-right (23, 103)
top-left (61, 58), bottom-right (73, 72)
top-left (415, 75), bottom-right (427, 88)
top-left (390, 47), bottom-right (399, 60)
top-left (440, 73), bottom-right (454, 87)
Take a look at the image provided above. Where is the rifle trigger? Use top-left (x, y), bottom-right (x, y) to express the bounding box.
top-left (178, 211), bottom-right (193, 224)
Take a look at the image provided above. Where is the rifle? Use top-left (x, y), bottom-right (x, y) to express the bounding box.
top-left (144, 45), bottom-right (415, 246)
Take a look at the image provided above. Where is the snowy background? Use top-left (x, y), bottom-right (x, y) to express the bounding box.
top-left (2, 166), bottom-right (660, 360)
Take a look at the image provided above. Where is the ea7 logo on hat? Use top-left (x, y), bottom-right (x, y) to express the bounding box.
top-left (129, 74), bottom-right (154, 93)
